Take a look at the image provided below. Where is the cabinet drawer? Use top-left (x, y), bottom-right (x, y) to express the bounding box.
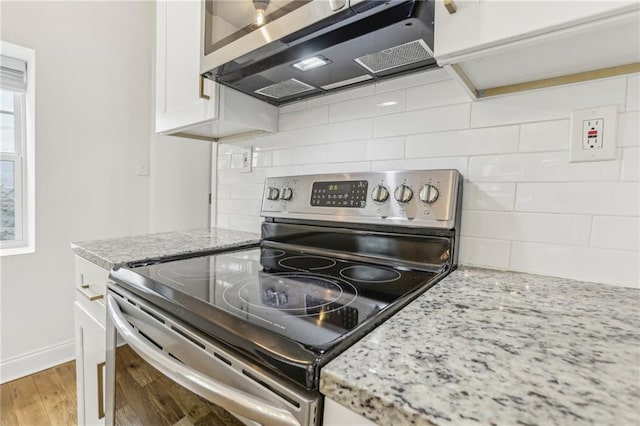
top-left (75, 256), bottom-right (109, 326)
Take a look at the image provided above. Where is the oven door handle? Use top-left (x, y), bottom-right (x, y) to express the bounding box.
top-left (107, 295), bottom-right (301, 426)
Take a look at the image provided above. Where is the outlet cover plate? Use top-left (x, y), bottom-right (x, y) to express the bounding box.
top-left (240, 146), bottom-right (252, 173)
top-left (569, 105), bottom-right (617, 162)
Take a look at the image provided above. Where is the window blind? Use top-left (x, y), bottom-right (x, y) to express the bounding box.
top-left (0, 55), bottom-right (27, 92)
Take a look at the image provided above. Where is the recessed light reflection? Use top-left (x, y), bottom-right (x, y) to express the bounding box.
top-left (376, 101), bottom-right (398, 107)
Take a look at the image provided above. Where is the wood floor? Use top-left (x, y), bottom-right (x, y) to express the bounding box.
top-left (1, 346), bottom-right (243, 425)
top-left (112, 344), bottom-right (243, 426)
top-left (1, 361), bottom-right (77, 426)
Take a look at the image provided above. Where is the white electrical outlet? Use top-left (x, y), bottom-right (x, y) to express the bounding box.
top-left (582, 118), bottom-right (603, 149)
top-left (570, 105), bottom-right (617, 162)
top-left (240, 146), bottom-right (252, 173)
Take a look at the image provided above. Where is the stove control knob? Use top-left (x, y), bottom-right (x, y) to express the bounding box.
top-left (419, 184), bottom-right (439, 204)
top-left (394, 184), bottom-right (413, 203)
top-left (266, 187), bottom-right (280, 201)
top-left (280, 187), bottom-right (293, 201)
top-left (371, 185), bottom-right (389, 203)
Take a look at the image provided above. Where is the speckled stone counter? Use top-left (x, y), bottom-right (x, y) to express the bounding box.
top-left (320, 268), bottom-right (640, 426)
top-left (71, 228), bottom-right (260, 270)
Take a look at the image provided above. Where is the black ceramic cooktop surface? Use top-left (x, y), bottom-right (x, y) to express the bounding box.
top-left (110, 245), bottom-right (442, 388)
top-left (128, 247), bottom-right (434, 347)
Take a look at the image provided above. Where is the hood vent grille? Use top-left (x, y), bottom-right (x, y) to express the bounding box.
top-left (255, 78), bottom-right (315, 99)
top-left (355, 39), bottom-right (433, 74)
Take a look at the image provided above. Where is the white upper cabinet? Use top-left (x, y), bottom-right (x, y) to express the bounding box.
top-left (155, 0), bottom-right (278, 139)
top-left (434, 0), bottom-right (640, 97)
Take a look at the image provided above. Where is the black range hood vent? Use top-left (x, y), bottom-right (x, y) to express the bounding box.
top-left (207, 0), bottom-right (437, 106)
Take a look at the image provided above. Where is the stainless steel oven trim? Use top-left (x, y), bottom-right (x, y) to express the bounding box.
top-left (260, 170), bottom-right (461, 229)
top-left (105, 289), bottom-right (322, 426)
top-left (200, 0), bottom-right (342, 75)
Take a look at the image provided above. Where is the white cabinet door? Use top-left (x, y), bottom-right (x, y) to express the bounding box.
top-left (435, 1), bottom-right (637, 62)
top-left (435, 1), bottom-right (640, 96)
top-left (75, 302), bottom-right (106, 426)
top-left (156, 0), bottom-right (217, 134)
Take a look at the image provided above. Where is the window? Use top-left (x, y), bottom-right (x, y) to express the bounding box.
top-left (0, 42), bottom-right (35, 255)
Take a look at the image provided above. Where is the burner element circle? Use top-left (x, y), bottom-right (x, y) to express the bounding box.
top-left (222, 272), bottom-right (359, 319)
top-left (339, 265), bottom-right (401, 283)
top-left (278, 255), bottom-right (337, 271)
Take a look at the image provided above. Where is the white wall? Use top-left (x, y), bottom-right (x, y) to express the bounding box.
top-left (0, 1), bottom-right (154, 381)
top-left (149, 135), bottom-right (212, 233)
top-left (217, 69), bottom-right (640, 288)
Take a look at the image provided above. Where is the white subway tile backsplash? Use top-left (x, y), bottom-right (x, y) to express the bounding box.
top-left (307, 85), bottom-right (375, 108)
top-left (405, 126), bottom-right (518, 158)
top-left (406, 79), bottom-right (470, 111)
top-left (271, 149), bottom-right (291, 166)
top-left (326, 140), bottom-right (367, 163)
top-left (272, 144), bottom-right (327, 166)
top-left (328, 90), bottom-right (406, 123)
top-left (251, 165), bottom-right (305, 183)
top-left (374, 68), bottom-right (451, 94)
top-left (462, 183), bottom-right (516, 211)
top-left (459, 237), bottom-right (511, 269)
top-left (252, 150), bottom-right (273, 168)
top-left (371, 157), bottom-right (468, 175)
top-left (373, 103), bottom-right (471, 138)
top-left (461, 210), bottom-right (592, 246)
top-left (220, 183), bottom-right (264, 199)
top-left (518, 120), bottom-right (569, 152)
top-left (621, 147), bottom-right (639, 181)
top-left (510, 242), bottom-right (639, 288)
top-left (216, 214), bottom-right (230, 229)
top-left (217, 154), bottom-right (231, 170)
top-left (215, 71), bottom-right (640, 287)
top-left (326, 137), bottom-right (406, 163)
top-left (626, 74), bottom-right (640, 111)
top-left (366, 137), bottom-right (405, 161)
top-left (218, 169), bottom-right (256, 185)
top-left (591, 216), bottom-right (640, 251)
top-left (228, 214), bottom-right (262, 234)
top-left (302, 161), bottom-right (371, 175)
top-left (217, 198), bottom-right (262, 215)
top-left (470, 77), bottom-right (627, 127)
top-left (468, 151), bottom-right (621, 182)
top-left (279, 105), bottom-right (329, 131)
top-left (515, 182), bottom-right (640, 216)
top-left (279, 100), bottom-right (307, 114)
top-left (618, 111), bottom-right (640, 147)
top-left (305, 118), bottom-right (374, 144)
top-left (216, 185), bottom-right (231, 199)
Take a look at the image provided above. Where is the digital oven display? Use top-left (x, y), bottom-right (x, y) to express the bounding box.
top-left (310, 180), bottom-right (368, 208)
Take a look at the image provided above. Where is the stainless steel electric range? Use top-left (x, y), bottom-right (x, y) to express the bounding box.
top-left (105, 170), bottom-right (462, 426)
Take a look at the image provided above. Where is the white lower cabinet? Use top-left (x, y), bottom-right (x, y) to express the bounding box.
top-left (75, 303), bottom-right (106, 426)
top-left (322, 397), bottom-right (377, 426)
top-left (74, 256), bottom-right (108, 426)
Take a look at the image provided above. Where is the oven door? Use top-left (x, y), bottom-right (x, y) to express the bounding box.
top-left (104, 287), bottom-right (321, 426)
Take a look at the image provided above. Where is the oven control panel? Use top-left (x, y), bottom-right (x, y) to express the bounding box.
top-left (310, 180), bottom-right (368, 208)
top-left (261, 170), bottom-right (462, 229)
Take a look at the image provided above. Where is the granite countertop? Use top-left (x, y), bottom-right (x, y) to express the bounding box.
top-left (71, 227), bottom-right (261, 270)
top-left (320, 267), bottom-right (640, 426)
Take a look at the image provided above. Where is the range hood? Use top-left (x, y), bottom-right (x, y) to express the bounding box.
top-left (201, 0), bottom-right (437, 106)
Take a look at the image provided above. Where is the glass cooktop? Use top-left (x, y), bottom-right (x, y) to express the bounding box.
top-left (117, 246), bottom-right (436, 348)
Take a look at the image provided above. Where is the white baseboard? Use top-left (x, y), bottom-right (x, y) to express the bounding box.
top-left (0, 339), bottom-right (75, 384)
